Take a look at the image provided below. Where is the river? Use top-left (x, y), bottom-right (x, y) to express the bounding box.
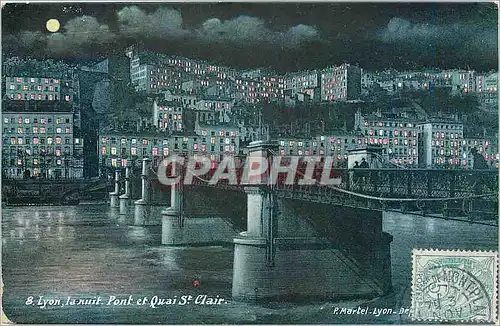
top-left (2, 204), bottom-right (497, 324)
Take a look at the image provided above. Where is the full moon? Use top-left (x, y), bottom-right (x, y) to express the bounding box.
top-left (46, 19), bottom-right (60, 33)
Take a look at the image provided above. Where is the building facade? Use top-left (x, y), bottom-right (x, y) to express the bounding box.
top-left (4, 76), bottom-right (65, 101)
top-left (98, 124), bottom-right (240, 173)
top-left (320, 64), bottom-right (361, 101)
top-left (2, 101), bottom-right (83, 179)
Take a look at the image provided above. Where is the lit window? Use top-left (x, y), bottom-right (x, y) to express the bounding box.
top-left (17, 138), bottom-right (23, 145)
top-left (24, 118), bottom-right (30, 124)
top-left (17, 127), bottom-right (23, 134)
top-left (33, 137), bottom-right (39, 144)
top-left (131, 147), bottom-right (137, 155)
top-left (56, 128), bottom-right (62, 133)
top-left (55, 118), bottom-right (61, 124)
top-left (111, 159), bottom-right (117, 167)
top-left (152, 147), bottom-right (158, 156)
top-left (163, 148), bottom-right (169, 156)
top-left (111, 147), bottom-right (117, 155)
top-left (102, 147), bottom-right (107, 155)
top-left (55, 137), bottom-right (61, 144)
top-left (47, 137), bottom-right (53, 145)
top-left (40, 127), bottom-right (46, 134)
top-left (143, 139), bottom-right (148, 145)
top-left (10, 137), bottom-right (16, 145)
top-left (56, 149), bottom-right (61, 156)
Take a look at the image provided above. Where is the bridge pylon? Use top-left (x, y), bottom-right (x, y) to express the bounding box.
top-left (109, 169), bottom-right (121, 208)
top-left (119, 165), bottom-right (132, 215)
top-left (161, 161), bottom-right (184, 245)
top-left (232, 140), bottom-right (393, 302)
top-left (134, 158), bottom-right (152, 224)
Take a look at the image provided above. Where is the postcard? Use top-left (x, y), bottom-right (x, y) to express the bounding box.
top-left (1, 2), bottom-right (498, 324)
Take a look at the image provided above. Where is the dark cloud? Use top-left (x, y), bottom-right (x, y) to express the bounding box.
top-left (1, 4), bottom-right (496, 71)
top-left (117, 6), bottom-right (189, 39)
top-left (46, 16), bottom-right (115, 55)
top-left (197, 15), bottom-right (319, 47)
top-left (379, 16), bottom-right (497, 54)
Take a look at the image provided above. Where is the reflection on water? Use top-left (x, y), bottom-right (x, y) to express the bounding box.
top-left (2, 204), bottom-right (497, 324)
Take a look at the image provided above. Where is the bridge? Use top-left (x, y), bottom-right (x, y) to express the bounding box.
top-left (104, 140), bottom-right (497, 302)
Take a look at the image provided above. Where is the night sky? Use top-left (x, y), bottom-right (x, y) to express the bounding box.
top-left (2, 2), bottom-right (498, 72)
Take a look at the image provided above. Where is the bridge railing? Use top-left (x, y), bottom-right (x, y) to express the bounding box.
top-left (149, 164), bottom-right (497, 200)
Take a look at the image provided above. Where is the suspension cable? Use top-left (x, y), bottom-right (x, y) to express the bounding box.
top-left (147, 158), bottom-right (497, 202)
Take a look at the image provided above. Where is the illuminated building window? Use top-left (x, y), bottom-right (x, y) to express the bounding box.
top-left (163, 148), bottom-right (168, 156)
top-left (56, 118), bottom-right (61, 124)
top-left (56, 128), bottom-right (62, 133)
top-left (17, 127), bottom-right (23, 134)
top-left (24, 118), bottom-right (30, 124)
top-left (33, 138), bottom-right (39, 145)
top-left (111, 159), bottom-right (117, 167)
top-left (122, 159), bottom-right (128, 167)
top-left (143, 139), bottom-right (148, 145)
top-left (10, 137), bottom-right (16, 145)
top-left (152, 147), bottom-right (158, 156)
top-left (33, 159), bottom-right (38, 165)
top-left (111, 147), bottom-right (117, 155)
top-left (56, 149), bottom-right (61, 156)
top-left (47, 137), bottom-right (53, 145)
top-left (101, 147), bottom-right (107, 155)
top-left (55, 137), bottom-right (62, 144)
top-left (131, 148), bottom-right (137, 155)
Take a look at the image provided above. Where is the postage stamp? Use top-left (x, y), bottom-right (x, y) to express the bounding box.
top-left (411, 249), bottom-right (498, 323)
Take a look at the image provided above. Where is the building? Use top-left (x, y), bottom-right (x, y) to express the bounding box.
top-left (2, 100), bottom-right (83, 179)
top-left (417, 120), bottom-right (465, 168)
top-left (461, 137), bottom-right (499, 169)
top-left (153, 99), bottom-right (184, 133)
top-left (4, 76), bottom-right (65, 101)
top-left (284, 70), bottom-right (320, 100)
top-left (320, 64), bottom-right (361, 101)
top-left (278, 132), bottom-right (361, 168)
top-left (233, 76), bottom-right (285, 104)
top-left (98, 123), bottom-right (240, 173)
top-left (442, 70), bottom-right (477, 95)
top-left (476, 72), bottom-right (498, 111)
top-left (354, 111), bottom-right (420, 167)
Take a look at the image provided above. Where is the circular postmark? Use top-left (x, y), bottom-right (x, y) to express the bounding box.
top-left (412, 257), bottom-right (494, 322)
